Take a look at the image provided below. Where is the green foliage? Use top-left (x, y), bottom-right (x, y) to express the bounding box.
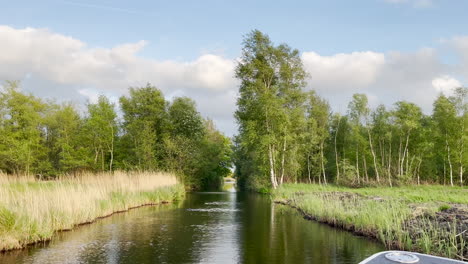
top-left (119, 84), bottom-right (168, 170)
top-left (233, 31), bottom-right (468, 190)
top-left (0, 81), bottom-right (48, 175)
top-left (0, 82), bottom-right (232, 189)
top-left (84, 96), bottom-right (118, 171)
top-left (234, 30), bottom-right (308, 190)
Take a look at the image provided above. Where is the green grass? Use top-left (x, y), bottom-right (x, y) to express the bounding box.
top-left (273, 184), bottom-right (467, 260)
top-left (0, 171), bottom-right (184, 251)
top-left (274, 183), bottom-right (468, 204)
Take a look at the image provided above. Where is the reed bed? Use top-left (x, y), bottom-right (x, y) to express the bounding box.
top-left (273, 184), bottom-right (467, 260)
top-left (0, 171), bottom-right (184, 251)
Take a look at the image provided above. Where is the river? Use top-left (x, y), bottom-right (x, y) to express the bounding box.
top-left (0, 184), bottom-right (384, 263)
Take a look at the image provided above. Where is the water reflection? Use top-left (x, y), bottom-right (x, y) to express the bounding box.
top-left (0, 187), bottom-right (383, 264)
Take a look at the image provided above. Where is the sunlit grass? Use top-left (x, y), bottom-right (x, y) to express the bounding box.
top-left (275, 183), bottom-right (468, 204)
top-left (0, 171), bottom-right (184, 251)
top-left (273, 184), bottom-right (467, 260)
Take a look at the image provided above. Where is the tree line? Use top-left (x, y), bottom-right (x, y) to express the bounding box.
top-left (0, 81), bottom-right (232, 189)
top-left (234, 30), bottom-right (467, 190)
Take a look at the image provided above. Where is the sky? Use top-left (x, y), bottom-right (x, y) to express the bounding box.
top-left (1, 0), bottom-right (468, 136)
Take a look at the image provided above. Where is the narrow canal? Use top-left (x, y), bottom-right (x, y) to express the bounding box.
top-left (0, 184), bottom-right (384, 263)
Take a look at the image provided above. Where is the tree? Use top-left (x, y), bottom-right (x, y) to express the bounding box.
top-left (371, 105), bottom-right (392, 185)
top-left (169, 97), bottom-right (204, 139)
top-left (192, 120), bottom-right (233, 189)
top-left (84, 96), bottom-right (118, 171)
top-left (348, 94), bottom-right (369, 183)
top-left (165, 97), bottom-right (205, 178)
top-left (235, 30), bottom-right (307, 189)
top-left (304, 91), bottom-right (330, 184)
top-left (433, 95), bottom-right (458, 186)
top-left (120, 84), bottom-right (168, 170)
top-left (0, 81), bottom-right (48, 175)
top-left (393, 101), bottom-right (422, 180)
top-left (449, 87), bottom-right (468, 186)
top-left (45, 103), bottom-right (88, 174)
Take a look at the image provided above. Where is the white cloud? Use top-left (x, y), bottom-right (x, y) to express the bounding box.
top-left (301, 47), bottom-right (464, 113)
top-left (0, 25), bottom-right (236, 95)
top-left (1, 25), bottom-right (468, 135)
top-left (0, 25), bottom-right (237, 134)
top-left (302, 51), bottom-right (385, 92)
top-left (432, 75), bottom-right (462, 96)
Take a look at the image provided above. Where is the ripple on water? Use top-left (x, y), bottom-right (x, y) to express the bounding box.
top-left (204, 202), bottom-right (233, 205)
top-left (186, 208), bottom-right (239, 212)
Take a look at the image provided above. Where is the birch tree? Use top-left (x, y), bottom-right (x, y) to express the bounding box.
top-left (235, 30), bottom-right (306, 189)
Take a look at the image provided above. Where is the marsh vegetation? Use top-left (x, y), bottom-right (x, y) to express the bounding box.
top-left (0, 171), bottom-right (184, 251)
top-left (273, 184), bottom-right (467, 260)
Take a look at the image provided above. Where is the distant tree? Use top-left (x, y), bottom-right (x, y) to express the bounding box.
top-left (84, 95), bottom-right (118, 171)
top-left (165, 97), bottom-right (205, 178)
top-left (304, 91), bottom-right (330, 184)
top-left (0, 81), bottom-right (48, 175)
top-left (449, 87), bottom-right (468, 186)
top-left (169, 97), bottom-right (204, 139)
top-left (120, 84), bottom-right (168, 170)
top-left (433, 95), bottom-right (458, 186)
top-left (371, 105), bottom-right (392, 185)
top-left (393, 101), bottom-right (422, 180)
top-left (348, 94), bottom-right (369, 183)
top-left (45, 103), bottom-right (88, 174)
top-left (193, 120), bottom-right (233, 189)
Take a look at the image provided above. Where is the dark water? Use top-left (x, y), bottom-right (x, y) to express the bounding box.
top-left (0, 185), bottom-right (384, 264)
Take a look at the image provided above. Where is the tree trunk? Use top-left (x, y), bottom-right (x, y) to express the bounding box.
top-left (388, 140), bottom-right (392, 187)
top-left (335, 117), bottom-right (341, 182)
top-left (459, 110), bottom-right (465, 186)
top-left (356, 148), bottom-right (360, 184)
top-left (443, 157), bottom-right (446, 186)
top-left (101, 148), bottom-right (105, 171)
top-left (380, 139), bottom-right (385, 173)
top-left (268, 144), bottom-right (278, 189)
top-left (460, 163), bottom-right (464, 187)
top-left (409, 153), bottom-right (417, 180)
top-left (398, 136), bottom-right (402, 177)
top-left (446, 135), bottom-right (453, 186)
top-left (321, 141), bottom-right (327, 185)
top-left (280, 137), bottom-right (286, 185)
top-left (363, 154), bottom-right (368, 182)
top-left (459, 134), bottom-right (464, 187)
top-left (406, 149), bottom-right (410, 177)
top-left (401, 132), bottom-right (410, 177)
top-left (417, 158), bottom-right (422, 185)
top-left (94, 147), bottom-right (99, 165)
top-left (367, 128), bottom-right (380, 182)
top-left (109, 124), bottom-right (114, 172)
top-left (307, 154), bottom-right (312, 184)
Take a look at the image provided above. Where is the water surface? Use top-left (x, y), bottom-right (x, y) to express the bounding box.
top-left (0, 186), bottom-right (384, 263)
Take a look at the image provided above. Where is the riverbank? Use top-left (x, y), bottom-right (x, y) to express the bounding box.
top-left (272, 184), bottom-right (467, 261)
top-left (0, 171), bottom-right (184, 251)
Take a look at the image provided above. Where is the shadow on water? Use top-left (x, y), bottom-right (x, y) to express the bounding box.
top-left (0, 183), bottom-right (384, 264)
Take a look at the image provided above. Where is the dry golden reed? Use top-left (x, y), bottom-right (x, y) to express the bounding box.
top-left (0, 171), bottom-right (183, 251)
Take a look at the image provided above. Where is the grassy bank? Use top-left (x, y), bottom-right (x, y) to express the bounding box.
top-left (273, 184), bottom-right (467, 261)
top-left (0, 171), bottom-right (184, 251)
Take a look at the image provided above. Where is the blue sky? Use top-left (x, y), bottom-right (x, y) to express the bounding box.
top-left (1, 0), bottom-right (468, 135)
top-left (3, 0), bottom-right (467, 59)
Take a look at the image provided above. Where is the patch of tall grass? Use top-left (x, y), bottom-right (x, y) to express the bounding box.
top-left (273, 184), bottom-right (467, 260)
top-left (275, 183), bottom-right (468, 204)
top-left (0, 171), bottom-right (184, 251)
